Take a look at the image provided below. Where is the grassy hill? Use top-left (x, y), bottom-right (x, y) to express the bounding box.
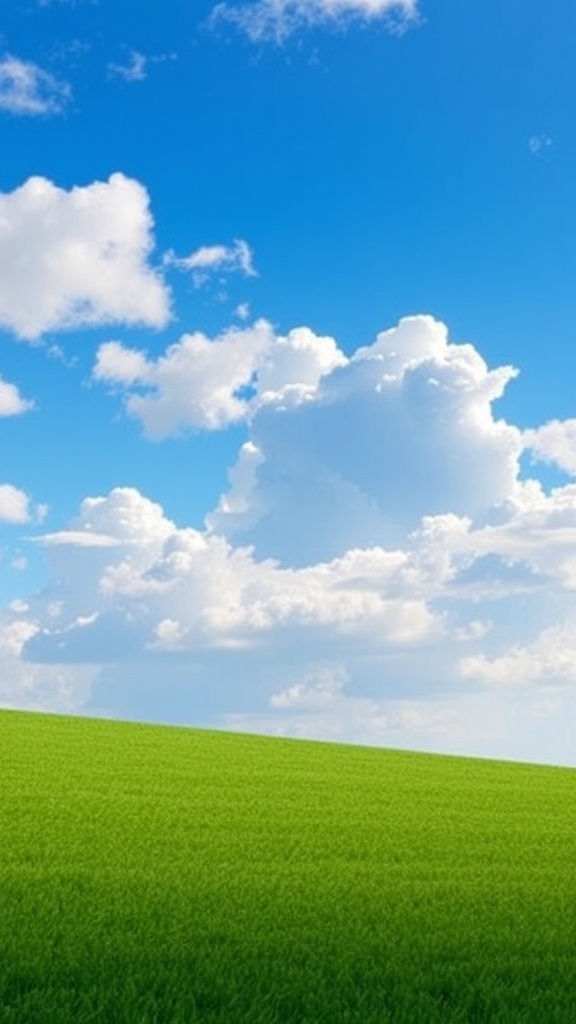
top-left (1, 709), bottom-right (574, 1023)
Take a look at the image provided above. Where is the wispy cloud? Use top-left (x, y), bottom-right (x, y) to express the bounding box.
top-left (107, 51), bottom-right (147, 82)
top-left (0, 55), bottom-right (71, 116)
top-left (210, 0), bottom-right (418, 43)
top-left (528, 134), bottom-right (552, 156)
top-left (38, 1), bottom-right (98, 6)
top-left (164, 239), bottom-right (257, 287)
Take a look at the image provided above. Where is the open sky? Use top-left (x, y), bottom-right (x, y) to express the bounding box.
top-left (1, 0), bottom-right (575, 765)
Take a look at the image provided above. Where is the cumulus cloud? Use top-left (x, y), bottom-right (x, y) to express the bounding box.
top-left (208, 315), bottom-right (521, 562)
top-left (210, 0), bottom-right (418, 42)
top-left (524, 419), bottom-right (576, 477)
top-left (164, 239), bottom-right (256, 287)
top-left (93, 319), bottom-right (346, 437)
top-left (6, 310), bottom-right (576, 764)
top-left (0, 55), bottom-right (70, 116)
top-left (94, 321), bottom-right (273, 434)
top-left (27, 486), bottom-right (438, 665)
top-left (0, 485), bottom-right (32, 524)
top-left (17, 478), bottom-right (576, 671)
top-left (0, 614), bottom-right (96, 713)
top-left (0, 374), bottom-right (35, 529)
top-left (95, 314), bottom-right (526, 562)
top-left (0, 173), bottom-right (171, 340)
top-left (5, 478), bottom-right (573, 760)
top-left (4, 460), bottom-right (576, 764)
top-left (0, 376), bottom-right (33, 417)
top-left (459, 483), bottom-right (576, 591)
top-left (459, 622), bottom-right (576, 688)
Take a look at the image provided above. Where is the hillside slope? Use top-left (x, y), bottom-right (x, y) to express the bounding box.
top-left (1, 710), bottom-right (574, 1023)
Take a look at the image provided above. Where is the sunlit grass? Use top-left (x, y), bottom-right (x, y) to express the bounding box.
top-left (1, 709), bottom-right (574, 1022)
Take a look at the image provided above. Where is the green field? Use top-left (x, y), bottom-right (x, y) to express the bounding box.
top-left (1, 710), bottom-right (574, 1023)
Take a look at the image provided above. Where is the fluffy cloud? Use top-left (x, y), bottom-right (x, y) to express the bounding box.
top-left (0, 174), bottom-right (171, 340)
top-left (17, 482), bottom-right (576, 667)
top-left (209, 316), bottom-right (522, 562)
top-left (96, 315), bottom-right (562, 565)
top-left (459, 623), bottom-right (576, 688)
top-left (4, 468), bottom-right (573, 764)
top-left (211, 0), bottom-right (418, 42)
top-left (94, 319), bottom-right (346, 437)
top-left (0, 373), bottom-right (35, 526)
top-left (165, 239), bottom-right (256, 287)
top-left (26, 486), bottom-right (438, 664)
top-left (0, 613), bottom-right (96, 712)
top-left (7, 312), bottom-right (576, 764)
top-left (0, 55), bottom-right (70, 116)
top-left (94, 321), bottom-right (273, 435)
top-left (524, 419), bottom-right (576, 476)
top-left (0, 485), bottom-right (32, 524)
top-left (0, 376), bottom-right (33, 417)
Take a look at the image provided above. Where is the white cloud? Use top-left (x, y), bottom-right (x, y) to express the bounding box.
top-left (0, 485), bottom-right (32, 524)
top-left (0, 374), bottom-right (35, 534)
top-left (209, 315), bottom-right (521, 562)
top-left (4, 464), bottom-right (576, 765)
top-left (224, 685), bottom-right (576, 765)
top-left (94, 321), bottom-right (272, 434)
top-left (241, 675), bottom-right (472, 745)
top-left (6, 312), bottom-right (576, 765)
top-left (0, 376), bottom-right (33, 416)
top-left (29, 486), bottom-right (437, 659)
top-left (38, 0), bottom-right (97, 6)
top-left (466, 484), bottom-right (576, 590)
top-left (270, 665), bottom-right (349, 709)
top-left (93, 341), bottom-right (150, 386)
top-left (165, 239), bottom-right (256, 287)
top-left (107, 52), bottom-right (147, 82)
top-left (524, 419), bottom-right (576, 476)
top-left (211, 0), bottom-right (418, 41)
top-left (95, 314), bottom-right (541, 566)
top-left (0, 613), bottom-right (97, 713)
top-left (0, 618), bottom-right (38, 657)
top-left (459, 622), bottom-right (576, 688)
top-left (0, 173), bottom-right (171, 340)
top-left (235, 302), bottom-right (251, 320)
top-left (16, 478), bottom-right (576, 671)
top-left (38, 530), bottom-right (121, 548)
top-left (0, 55), bottom-right (70, 116)
top-left (93, 319), bottom-right (346, 437)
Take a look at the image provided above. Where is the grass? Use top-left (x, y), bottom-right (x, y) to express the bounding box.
top-left (1, 709), bottom-right (574, 1023)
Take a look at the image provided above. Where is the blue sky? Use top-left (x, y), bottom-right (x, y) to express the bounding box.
top-left (1, 0), bottom-right (575, 765)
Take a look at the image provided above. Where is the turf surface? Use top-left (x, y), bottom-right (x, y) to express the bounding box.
top-left (1, 709), bottom-right (574, 1022)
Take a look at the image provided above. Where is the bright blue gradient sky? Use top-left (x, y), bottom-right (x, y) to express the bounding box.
top-left (1, 0), bottom-right (575, 764)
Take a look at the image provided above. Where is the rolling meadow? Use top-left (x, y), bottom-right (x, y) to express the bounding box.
top-left (1, 709), bottom-right (574, 1023)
